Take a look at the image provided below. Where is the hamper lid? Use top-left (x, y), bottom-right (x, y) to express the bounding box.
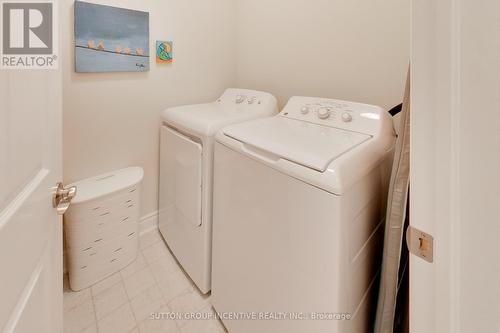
top-left (70, 167), bottom-right (144, 204)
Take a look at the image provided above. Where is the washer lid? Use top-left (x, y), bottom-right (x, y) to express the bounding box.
top-left (222, 117), bottom-right (371, 172)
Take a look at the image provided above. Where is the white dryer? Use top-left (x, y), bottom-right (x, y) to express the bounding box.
top-left (159, 89), bottom-right (278, 294)
top-left (211, 97), bottom-right (396, 332)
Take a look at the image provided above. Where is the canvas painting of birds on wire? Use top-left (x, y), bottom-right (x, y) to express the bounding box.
top-left (74, 1), bottom-right (150, 73)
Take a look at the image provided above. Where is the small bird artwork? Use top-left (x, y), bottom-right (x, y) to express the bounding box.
top-left (156, 41), bottom-right (173, 64)
top-left (97, 42), bottom-right (105, 50)
top-left (123, 48), bottom-right (131, 55)
top-left (136, 48), bottom-right (144, 56)
top-left (87, 40), bottom-right (95, 49)
top-left (115, 46), bottom-right (122, 53)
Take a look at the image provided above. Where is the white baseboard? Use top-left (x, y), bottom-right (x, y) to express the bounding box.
top-left (139, 210), bottom-right (159, 235)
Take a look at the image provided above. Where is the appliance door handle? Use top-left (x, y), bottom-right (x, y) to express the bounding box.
top-left (241, 143), bottom-right (282, 164)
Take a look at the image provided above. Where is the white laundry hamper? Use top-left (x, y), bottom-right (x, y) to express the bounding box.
top-left (64, 167), bottom-right (144, 291)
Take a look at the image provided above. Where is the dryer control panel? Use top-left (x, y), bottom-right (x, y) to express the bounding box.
top-left (280, 96), bottom-right (393, 136)
top-left (217, 88), bottom-right (278, 111)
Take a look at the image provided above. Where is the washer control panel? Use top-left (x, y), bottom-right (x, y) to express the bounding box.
top-left (281, 96), bottom-right (389, 136)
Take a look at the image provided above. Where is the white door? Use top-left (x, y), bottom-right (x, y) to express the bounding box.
top-left (159, 126), bottom-right (203, 229)
top-left (411, 0), bottom-right (500, 332)
top-left (0, 47), bottom-right (65, 333)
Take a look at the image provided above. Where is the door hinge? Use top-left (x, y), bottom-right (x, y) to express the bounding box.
top-left (406, 226), bottom-right (434, 263)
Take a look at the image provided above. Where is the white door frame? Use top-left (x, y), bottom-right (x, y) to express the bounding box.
top-left (411, 0), bottom-right (500, 332)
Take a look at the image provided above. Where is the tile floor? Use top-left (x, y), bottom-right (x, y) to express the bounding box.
top-left (64, 229), bottom-right (227, 333)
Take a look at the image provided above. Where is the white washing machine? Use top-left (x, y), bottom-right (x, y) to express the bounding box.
top-left (159, 88), bottom-right (278, 294)
top-left (211, 97), bottom-right (396, 332)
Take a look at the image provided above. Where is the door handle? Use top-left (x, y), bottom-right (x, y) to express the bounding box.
top-left (52, 182), bottom-right (77, 215)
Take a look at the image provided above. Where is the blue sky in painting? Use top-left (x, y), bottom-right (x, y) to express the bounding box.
top-left (74, 1), bottom-right (149, 56)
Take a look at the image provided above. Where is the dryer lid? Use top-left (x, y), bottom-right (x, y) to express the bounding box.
top-left (161, 89), bottom-right (278, 137)
top-left (222, 116), bottom-right (371, 172)
top-left (162, 103), bottom-right (246, 137)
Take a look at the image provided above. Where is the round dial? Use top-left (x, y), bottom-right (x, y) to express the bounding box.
top-left (301, 106), bottom-right (310, 115)
top-left (235, 95), bottom-right (246, 104)
top-left (342, 112), bottom-right (353, 122)
top-left (317, 107), bottom-right (332, 120)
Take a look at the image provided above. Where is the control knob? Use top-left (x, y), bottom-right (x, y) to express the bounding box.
top-left (301, 106), bottom-right (310, 115)
top-left (317, 107), bottom-right (332, 120)
top-left (342, 112), bottom-right (353, 123)
top-left (236, 95), bottom-right (246, 104)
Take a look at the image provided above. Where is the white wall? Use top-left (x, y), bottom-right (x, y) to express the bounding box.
top-left (235, 0), bottom-right (410, 109)
top-left (62, 0), bottom-right (409, 219)
top-left (62, 0), bottom-right (237, 217)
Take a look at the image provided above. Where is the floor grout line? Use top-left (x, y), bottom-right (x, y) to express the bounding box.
top-left (90, 288), bottom-right (99, 333)
top-left (66, 230), bottom-right (223, 333)
top-left (122, 249), bottom-right (143, 332)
